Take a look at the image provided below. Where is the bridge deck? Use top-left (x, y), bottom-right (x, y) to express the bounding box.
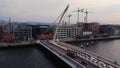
top-left (38, 40), bottom-right (100, 68)
top-left (39, 40), bottom-right (85, 68)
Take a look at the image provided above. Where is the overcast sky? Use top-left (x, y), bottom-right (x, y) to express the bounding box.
top-left (0, 0), bottom-right (120, 24)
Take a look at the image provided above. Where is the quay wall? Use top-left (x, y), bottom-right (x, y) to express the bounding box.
top-left (64, 36), bottom-right (120, 43)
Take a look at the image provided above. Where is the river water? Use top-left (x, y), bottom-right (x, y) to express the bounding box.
top-left (1, 40), bottom-right (120, 68)
top-left (0, 48), bottom-right (61, 68)
top-left (68, 39), bottom-right (120, 64)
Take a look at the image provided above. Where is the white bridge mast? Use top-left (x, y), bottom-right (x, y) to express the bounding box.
top-left (53, 4), bottom-right (69, 42)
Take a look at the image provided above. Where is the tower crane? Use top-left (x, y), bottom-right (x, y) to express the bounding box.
top-left (73, 8), bottom-right (84, 23)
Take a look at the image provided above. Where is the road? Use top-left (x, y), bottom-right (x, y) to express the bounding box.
top-left (40, 40), bottom-right (99, 68)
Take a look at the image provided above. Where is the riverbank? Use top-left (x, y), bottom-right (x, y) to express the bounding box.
top-left (64, 36), bottom-right (120, 43)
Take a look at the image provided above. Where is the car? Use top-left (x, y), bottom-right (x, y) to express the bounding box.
top-left (99, 61), bottom-right (106, 68)
top-left (81, 61), bottom-right (88, 65)
top-left (108, 65), bottom-right (114, 68)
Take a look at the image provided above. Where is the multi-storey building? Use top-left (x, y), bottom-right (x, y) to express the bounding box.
top-left (32, 25), bottom-right (53, 39)
top-left (0, 23), bottom-right (4, 42)
top-left (14, 25), bottom-right (32, 42)
top-left (2, 33), bottom-right (15, 43)
top-left (83, 22), bottom-right (100, 35)
top-left (56, 24), bottom-right (82, 41)
top-left (100, 25), bottom-right (120, 36)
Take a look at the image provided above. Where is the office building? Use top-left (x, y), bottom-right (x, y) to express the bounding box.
top-left (14, 25), bottom-right (32, 42)
top-left (56, 24), bottom-right (82, 41)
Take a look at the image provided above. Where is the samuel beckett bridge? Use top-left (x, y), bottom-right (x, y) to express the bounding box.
top-left (37, 4), bottom-right (120, 68)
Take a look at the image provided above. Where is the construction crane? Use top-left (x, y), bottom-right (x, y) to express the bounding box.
top-left (81, 9), bottom-right (89, 23)
top-left (73, 8), bottom-right (84, 23)
top-left (68, 14), bottom-right (72, 24)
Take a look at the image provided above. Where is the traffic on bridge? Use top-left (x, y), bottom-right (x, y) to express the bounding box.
top-left (37, 40), bottom-right (119, 68)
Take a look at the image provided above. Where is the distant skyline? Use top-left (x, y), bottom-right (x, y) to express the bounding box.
top-left (0, 0), bottom-right (120, 24)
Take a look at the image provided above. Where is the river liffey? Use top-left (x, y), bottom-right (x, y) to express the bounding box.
top-left (68, 40), bottom-right (120, 64)
top-left (0, 47), bottom-right (66, 68)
